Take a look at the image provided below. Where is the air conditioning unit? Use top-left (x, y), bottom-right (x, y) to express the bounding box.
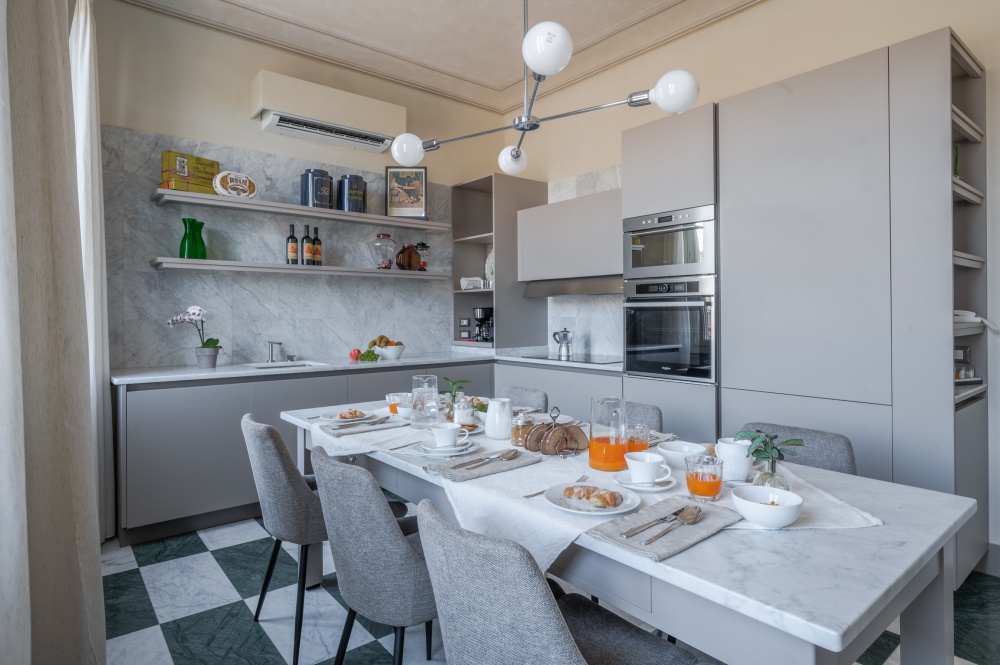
top-left (250, 71), bottom-right (406, 154)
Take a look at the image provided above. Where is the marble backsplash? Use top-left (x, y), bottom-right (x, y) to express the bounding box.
top-left (102, 125), bottom-right (454, 368)
top-left (545, 165), bottom-right (624, 358)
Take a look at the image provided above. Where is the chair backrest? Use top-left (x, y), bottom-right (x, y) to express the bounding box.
top-left (417, 500), bottom-right (587, 665)
top-left (626, 401), bottom-right (663, 432)
top-left (240, 414), bottom-right (326, 544)
top-left (498, 386), bottom-right (548, 412)
top-left (312, 447), bottom-right (435, 627)
top-left (741, 421), bottom-right (857, 475)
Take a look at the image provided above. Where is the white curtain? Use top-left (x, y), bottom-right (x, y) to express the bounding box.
top-left (0, 0), bottom-right (106, 661)
top-left (70, 0), bottom-right (114, 540)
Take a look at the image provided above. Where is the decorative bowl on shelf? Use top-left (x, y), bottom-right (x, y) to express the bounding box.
top-left (379, 344), bottom-right (405, 360)
top-left (730, 486), bottom-right (803, 529)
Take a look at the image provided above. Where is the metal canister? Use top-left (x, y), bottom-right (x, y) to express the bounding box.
top-left (300, 169), bottom-right (332, 208)
top-left (337, 174), bottom-right (367, 212)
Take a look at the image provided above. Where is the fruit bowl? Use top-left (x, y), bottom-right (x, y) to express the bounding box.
top-left (379, 344), bottom-right (405, 360)
top-left (730, 486), bottom-right (803, 529)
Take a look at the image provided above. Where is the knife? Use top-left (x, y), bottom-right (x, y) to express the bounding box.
top-left (451, 452), bottom-right (504, 469)
top-left (620, 507), bottom-right (688, 538)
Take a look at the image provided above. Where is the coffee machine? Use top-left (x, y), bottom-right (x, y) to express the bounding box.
top-left (472, 307), bottom-right (494, 343)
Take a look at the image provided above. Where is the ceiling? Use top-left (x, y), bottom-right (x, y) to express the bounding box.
top-left (122, 0), bottom-right (764, 113)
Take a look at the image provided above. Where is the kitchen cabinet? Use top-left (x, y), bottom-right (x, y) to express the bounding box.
top-left (425, 362), bottom-right (494, 398)
top-left (622, 377), bottom-right (716, 442)
top-left (251, 375), bottom-right (348, 457)
top-left (954, 396), bottom-right (988, 581)
top-left (494, 362), bottom-right (622, 419)
top-left (517, 189), bottom-right (623, 281)
top-left (347, 368), bottom-right (429, 403)
top-left (719, 387), bottom-right (893, 482)
top-left (718, 47), bottom-right (891, 405)
top-left (621, 103), bottom-right (715, 218)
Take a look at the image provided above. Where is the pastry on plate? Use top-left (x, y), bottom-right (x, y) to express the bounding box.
top-left (338, 409), bottom-right (365, 420)
top-left (588, 489), bottom-right (623, 508)
top-left (563, 485), bottom-right (599, 500)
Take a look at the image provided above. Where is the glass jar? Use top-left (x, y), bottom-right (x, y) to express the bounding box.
top-left (368, 233), bottom-right (396, 270)
top-left (589, 396), bottom-right (627, 471)
top-left (415, 242), bottom-right (430, 271)
top-left (453, 392), bottom-right (475, 426)
top-left (510, 413), bottom-right (536, 447)
top-left (395, 243), bottom-right (422, 270)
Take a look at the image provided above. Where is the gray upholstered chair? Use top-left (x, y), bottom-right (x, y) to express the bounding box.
top-left (416, 499), bottom-right (698, 665)
top-left (498, 385), bottom-right (548, 412)
top-left (241, 415), bottom-right (406, 665)
top-left (741, 421), bottom-right (857, 475)
top-left (311, 447), bottom-right (436, 665)
top-left (626, 401), bottom-right (663, 432)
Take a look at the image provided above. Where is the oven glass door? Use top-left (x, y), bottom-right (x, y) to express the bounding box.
top-left (624, 221), bottom-right (715, 279)
top-left (624, 299), bottom-right (714, 382)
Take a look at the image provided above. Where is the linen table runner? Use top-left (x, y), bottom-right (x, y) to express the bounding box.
top-left (422, 452), bottom-right (541, 482)
top-left (310, 408), bottom-right (415, 456)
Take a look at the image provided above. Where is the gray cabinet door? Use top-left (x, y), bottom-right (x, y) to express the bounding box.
top-left (954, 396), bottom-right (988, 585)
top-left (718, 48), bottom-right (891, 405)
top-left (622, 103), bottom-right (715, 218)
top-left (623, 377), bottom-right (717, 442)
top-left (720, 387), bottom-right (892, 482)
top-left (124, 382), bottom-right (254, 528)
top-left (347, 368), bottom-right (427, 403)
top-left (425, 363), bottom-right (494, 399)
top-left (494, 363), bottom-right (622, 419)
top-left (251, 375), bottom-right (348, 457)
top-left (518, 189), bottom-right (623, 281)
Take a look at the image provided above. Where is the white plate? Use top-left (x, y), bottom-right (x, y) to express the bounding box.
top-left (420, 439), bottom-right (474, 454)
top-left (458, 424), bottom-right (485, 436)
top-left (543, 483), bottom-right (640, 516)
top-left (319, 411), bottom-right (373, 423)
top-left (612, 472), bottom-right (677, 493)
top-left (415, 442), bottom-right (481, 458)
top-left (535, 414), bottom-right (575, 425)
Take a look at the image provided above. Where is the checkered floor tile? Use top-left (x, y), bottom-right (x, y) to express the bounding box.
top-left (102, 514), bottom-right (1000, 665)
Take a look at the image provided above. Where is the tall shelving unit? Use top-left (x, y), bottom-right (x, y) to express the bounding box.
top-left (890, 28), bottom-right (988, 588)
top-left (450, 173), bottom-right (547, 347)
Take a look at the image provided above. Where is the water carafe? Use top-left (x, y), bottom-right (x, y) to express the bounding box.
top-left (410, 375), bottom-right (439, 430)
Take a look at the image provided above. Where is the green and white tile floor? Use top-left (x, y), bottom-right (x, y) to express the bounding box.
top-left (103, 511), bottom-right (1000, 665)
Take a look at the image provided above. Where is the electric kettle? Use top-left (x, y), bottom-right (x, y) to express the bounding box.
top-left (552, 328), bottom-right (574, 360)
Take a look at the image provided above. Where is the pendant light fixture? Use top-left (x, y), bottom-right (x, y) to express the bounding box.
top-left (390, 1), bottom-right (700, 175)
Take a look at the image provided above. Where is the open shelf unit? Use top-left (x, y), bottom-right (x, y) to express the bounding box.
top-left (453, 233), bottom-right (494, 244)
top-left (453, 288), bottom-right (494, 294)
top-left (953, 250), bottom-right (985, 269)
top-left (952, 177), bottom-right (985, 205)
top-left (150, 257), bottom-right (450, 280)
top-left (952, 105), bottom-right (984, 144)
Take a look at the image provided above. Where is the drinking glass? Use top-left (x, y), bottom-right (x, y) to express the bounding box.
top-left (411, 375), bottom-right (438, 429)
top-left (627, 423), bottom-right (650, 452)
top-left (685, 455), bottom-right (724, 502)
top-left (589, 397), bottom-right (628, 471)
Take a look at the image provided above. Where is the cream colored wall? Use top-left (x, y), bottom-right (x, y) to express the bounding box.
top-left (95, 0), bottom-right (503, 186)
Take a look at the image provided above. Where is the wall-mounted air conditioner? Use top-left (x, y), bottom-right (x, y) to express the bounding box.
top-left (250, 71), bottom-right (406, 153)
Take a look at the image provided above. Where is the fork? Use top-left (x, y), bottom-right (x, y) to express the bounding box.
top-left (523, 474), bottom-right (589, 499)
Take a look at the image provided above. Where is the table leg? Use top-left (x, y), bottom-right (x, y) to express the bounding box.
top-left (899, 549), bottom-right (953, 664)
top-left (297, 427), bottom-right (324, 589)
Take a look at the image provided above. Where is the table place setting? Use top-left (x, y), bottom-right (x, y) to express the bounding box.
top-left (310, 407), bottom-right (419, 455)
top-left (422, 447), bottom-right (542, 482)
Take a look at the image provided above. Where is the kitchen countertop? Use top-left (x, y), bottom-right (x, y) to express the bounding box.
top-left (495, 351), bottom-right (623, 373)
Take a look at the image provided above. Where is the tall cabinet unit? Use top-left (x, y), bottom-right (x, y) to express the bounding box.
top-left (451, 174), bottom-right (548, 347)
top-left (889, 28), bottom-right (987, 587)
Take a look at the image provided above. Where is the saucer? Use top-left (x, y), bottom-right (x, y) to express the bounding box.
top-left (612, 471), bottom-right (676, 493)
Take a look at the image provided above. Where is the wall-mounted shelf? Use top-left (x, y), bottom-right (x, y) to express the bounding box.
top-left (453, 288), bottom-right (494, 294)
top-left (955, 383), bottom-right (987, 405)
top-left (452, 340), bottom-right (493, 348)
top-left (150, 257), bottom-right (450, 279)
top-left (952, 105), bottom-right (984, 143)
top-left (951, 33), bottom-right (984, 79)
top-left (150, 189), bottom-right (451, 234)
top-left (453, 233), bottom-right (494, 244)
top-left (954, 321), bottom-right (985, 337)
top-left (952, 177), bottom-right (985, 205)
top-left (953, 250), bottom-right (985, 269)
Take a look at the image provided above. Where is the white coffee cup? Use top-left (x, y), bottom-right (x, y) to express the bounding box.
top-left (715, 437), bottom-right (754, 482)
top-left (625, 452), bottom-right (671, 485)
top-left (430, 422), bottom-right (469, 448)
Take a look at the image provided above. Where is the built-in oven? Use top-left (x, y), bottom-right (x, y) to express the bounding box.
top-left (623, 205), bottom-right (715, 280)
top-left (624, 276), bottom-right (715, 383)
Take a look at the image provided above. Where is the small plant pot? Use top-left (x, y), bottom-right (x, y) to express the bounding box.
top-left (195, 347), bottom-right (221, 368)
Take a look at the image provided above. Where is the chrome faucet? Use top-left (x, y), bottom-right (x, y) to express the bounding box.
top-left (267, 341), bottom-right (283, 363)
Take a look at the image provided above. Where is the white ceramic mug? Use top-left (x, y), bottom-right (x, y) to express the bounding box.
top-left (715, 437), bottom-right (754, 482)
top-left (431, 422), bottom-right (469, 448)
top-left (624, 452), bottom-right (671, 485)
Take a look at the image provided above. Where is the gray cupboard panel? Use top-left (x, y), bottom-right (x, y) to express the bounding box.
top-left (718, 48), bottom-right (892, 405)
top-left (494, 363), bottom-right (622, 419)
top-left (346, 368), bottom-right (427, 403)
top-left (623, 377), bottom-right (717, 442)
top-left (125, 382), bottom-right (254, 528)
top-left (720, 387), bottom-right (892, 482)
top-left (954, 396), bottom-right (988, 583)
top-left (425, 363), bottom-right (494, 399)
top-left (250, 375), bottom-right (348, 456)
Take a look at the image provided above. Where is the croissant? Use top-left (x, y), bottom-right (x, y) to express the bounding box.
top-left (563, 485), bottom-right (599, 500)
top-left (588, 490), bottom-right (623, 508)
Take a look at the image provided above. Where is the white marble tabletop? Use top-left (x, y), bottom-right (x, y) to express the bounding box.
top-left (282, 402), bottom-right (976, 653)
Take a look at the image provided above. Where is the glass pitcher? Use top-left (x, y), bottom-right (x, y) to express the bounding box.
top-left (589, 397), bottom-right (628, 471)
top-left (410, 375), bottom-right (439, 430)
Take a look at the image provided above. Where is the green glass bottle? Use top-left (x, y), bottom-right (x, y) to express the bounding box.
top-left (179, 217), bottom-right (195, 258)
top-left (191, 220), bottom-right (206, 259)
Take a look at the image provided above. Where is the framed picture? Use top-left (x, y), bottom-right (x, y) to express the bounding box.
top-left (386, 166), bottom-right (428, 220)
top-left (459, 318), bottom-right (471, 327)
top-left (459, 331), bottom-right (471, 339)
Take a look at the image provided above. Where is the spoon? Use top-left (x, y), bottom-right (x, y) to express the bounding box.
top-left (466, 448), bottom-right (517, 470)
top-left (641, 506), bottom-right (703, 546)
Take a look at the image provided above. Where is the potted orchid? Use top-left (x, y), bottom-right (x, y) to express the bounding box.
top-left (167, 305), bottom-right (222, 368)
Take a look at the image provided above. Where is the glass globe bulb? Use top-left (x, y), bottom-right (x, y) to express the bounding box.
top-left (521, 21), bottom-right (573, 77)
top-left (390, 133), bottom-right (425, 167)
top-left (498, 146), bottom-right (527, 175)
top-left (648, 70), bottom-right (699, 114)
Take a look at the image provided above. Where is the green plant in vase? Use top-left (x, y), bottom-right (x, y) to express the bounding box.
top-left (734, 429), bottom-right (804, 491)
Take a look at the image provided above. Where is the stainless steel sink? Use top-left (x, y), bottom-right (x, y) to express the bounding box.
top-left (246, 361), bottom-right (329, 369)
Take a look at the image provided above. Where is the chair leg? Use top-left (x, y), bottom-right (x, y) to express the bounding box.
top-left (293, 544), bottom-right (309, 665)
top-left (334, 608), bottom-right (357, 665)
top-left (591, 594), bottom-right (599, 604)
top-left (667, 634), bottom-right (677, 644)
top-left (425, 619), bottom-right (432, 660)
top-left (253, 539), bottom-right (282, 622)
top-left (393, 625), bottom-right (406, 665)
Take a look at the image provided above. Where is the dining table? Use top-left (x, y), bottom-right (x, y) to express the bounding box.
top-left (282, 400), bottom-right (976, 665)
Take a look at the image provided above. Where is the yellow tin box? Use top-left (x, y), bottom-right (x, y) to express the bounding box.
top-left (160, 178), bottom-right (217, 196)
top-left (161, 150), bottom-right (221, 182)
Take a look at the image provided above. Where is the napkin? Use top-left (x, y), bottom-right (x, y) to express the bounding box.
top-left (588, 496), bottom-right (741, 562)
top-left (319, 418), bottom-right (409, 438)
top-left (422, 450), bottom-right (541, 482)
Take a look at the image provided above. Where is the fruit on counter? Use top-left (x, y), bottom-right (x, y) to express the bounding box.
top-left (366, 335), bottom-right (404, 349)
top-left (357, 349), bottom-right (380, 362)
top-left (349, 348), bottom-right (361, 360)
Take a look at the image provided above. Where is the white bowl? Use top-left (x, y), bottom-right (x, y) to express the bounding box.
top-left (730, 486), bottom-right (803, 529)
top-left (378, 344), bottom-right (405, 360)
top-left (396, 405), bottom-right (413, 420)
top-left (656, 441), bottom-right (708, 470)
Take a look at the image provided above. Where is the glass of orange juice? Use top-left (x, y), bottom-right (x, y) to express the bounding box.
top-left (589, 397), bottom-right (627, 471)
top-left (627, 424), bottom-right (650, 452)
top-left (685, 455), bottom-right (723, 502)
top-left (385, 392), bottom-right (410, 414)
